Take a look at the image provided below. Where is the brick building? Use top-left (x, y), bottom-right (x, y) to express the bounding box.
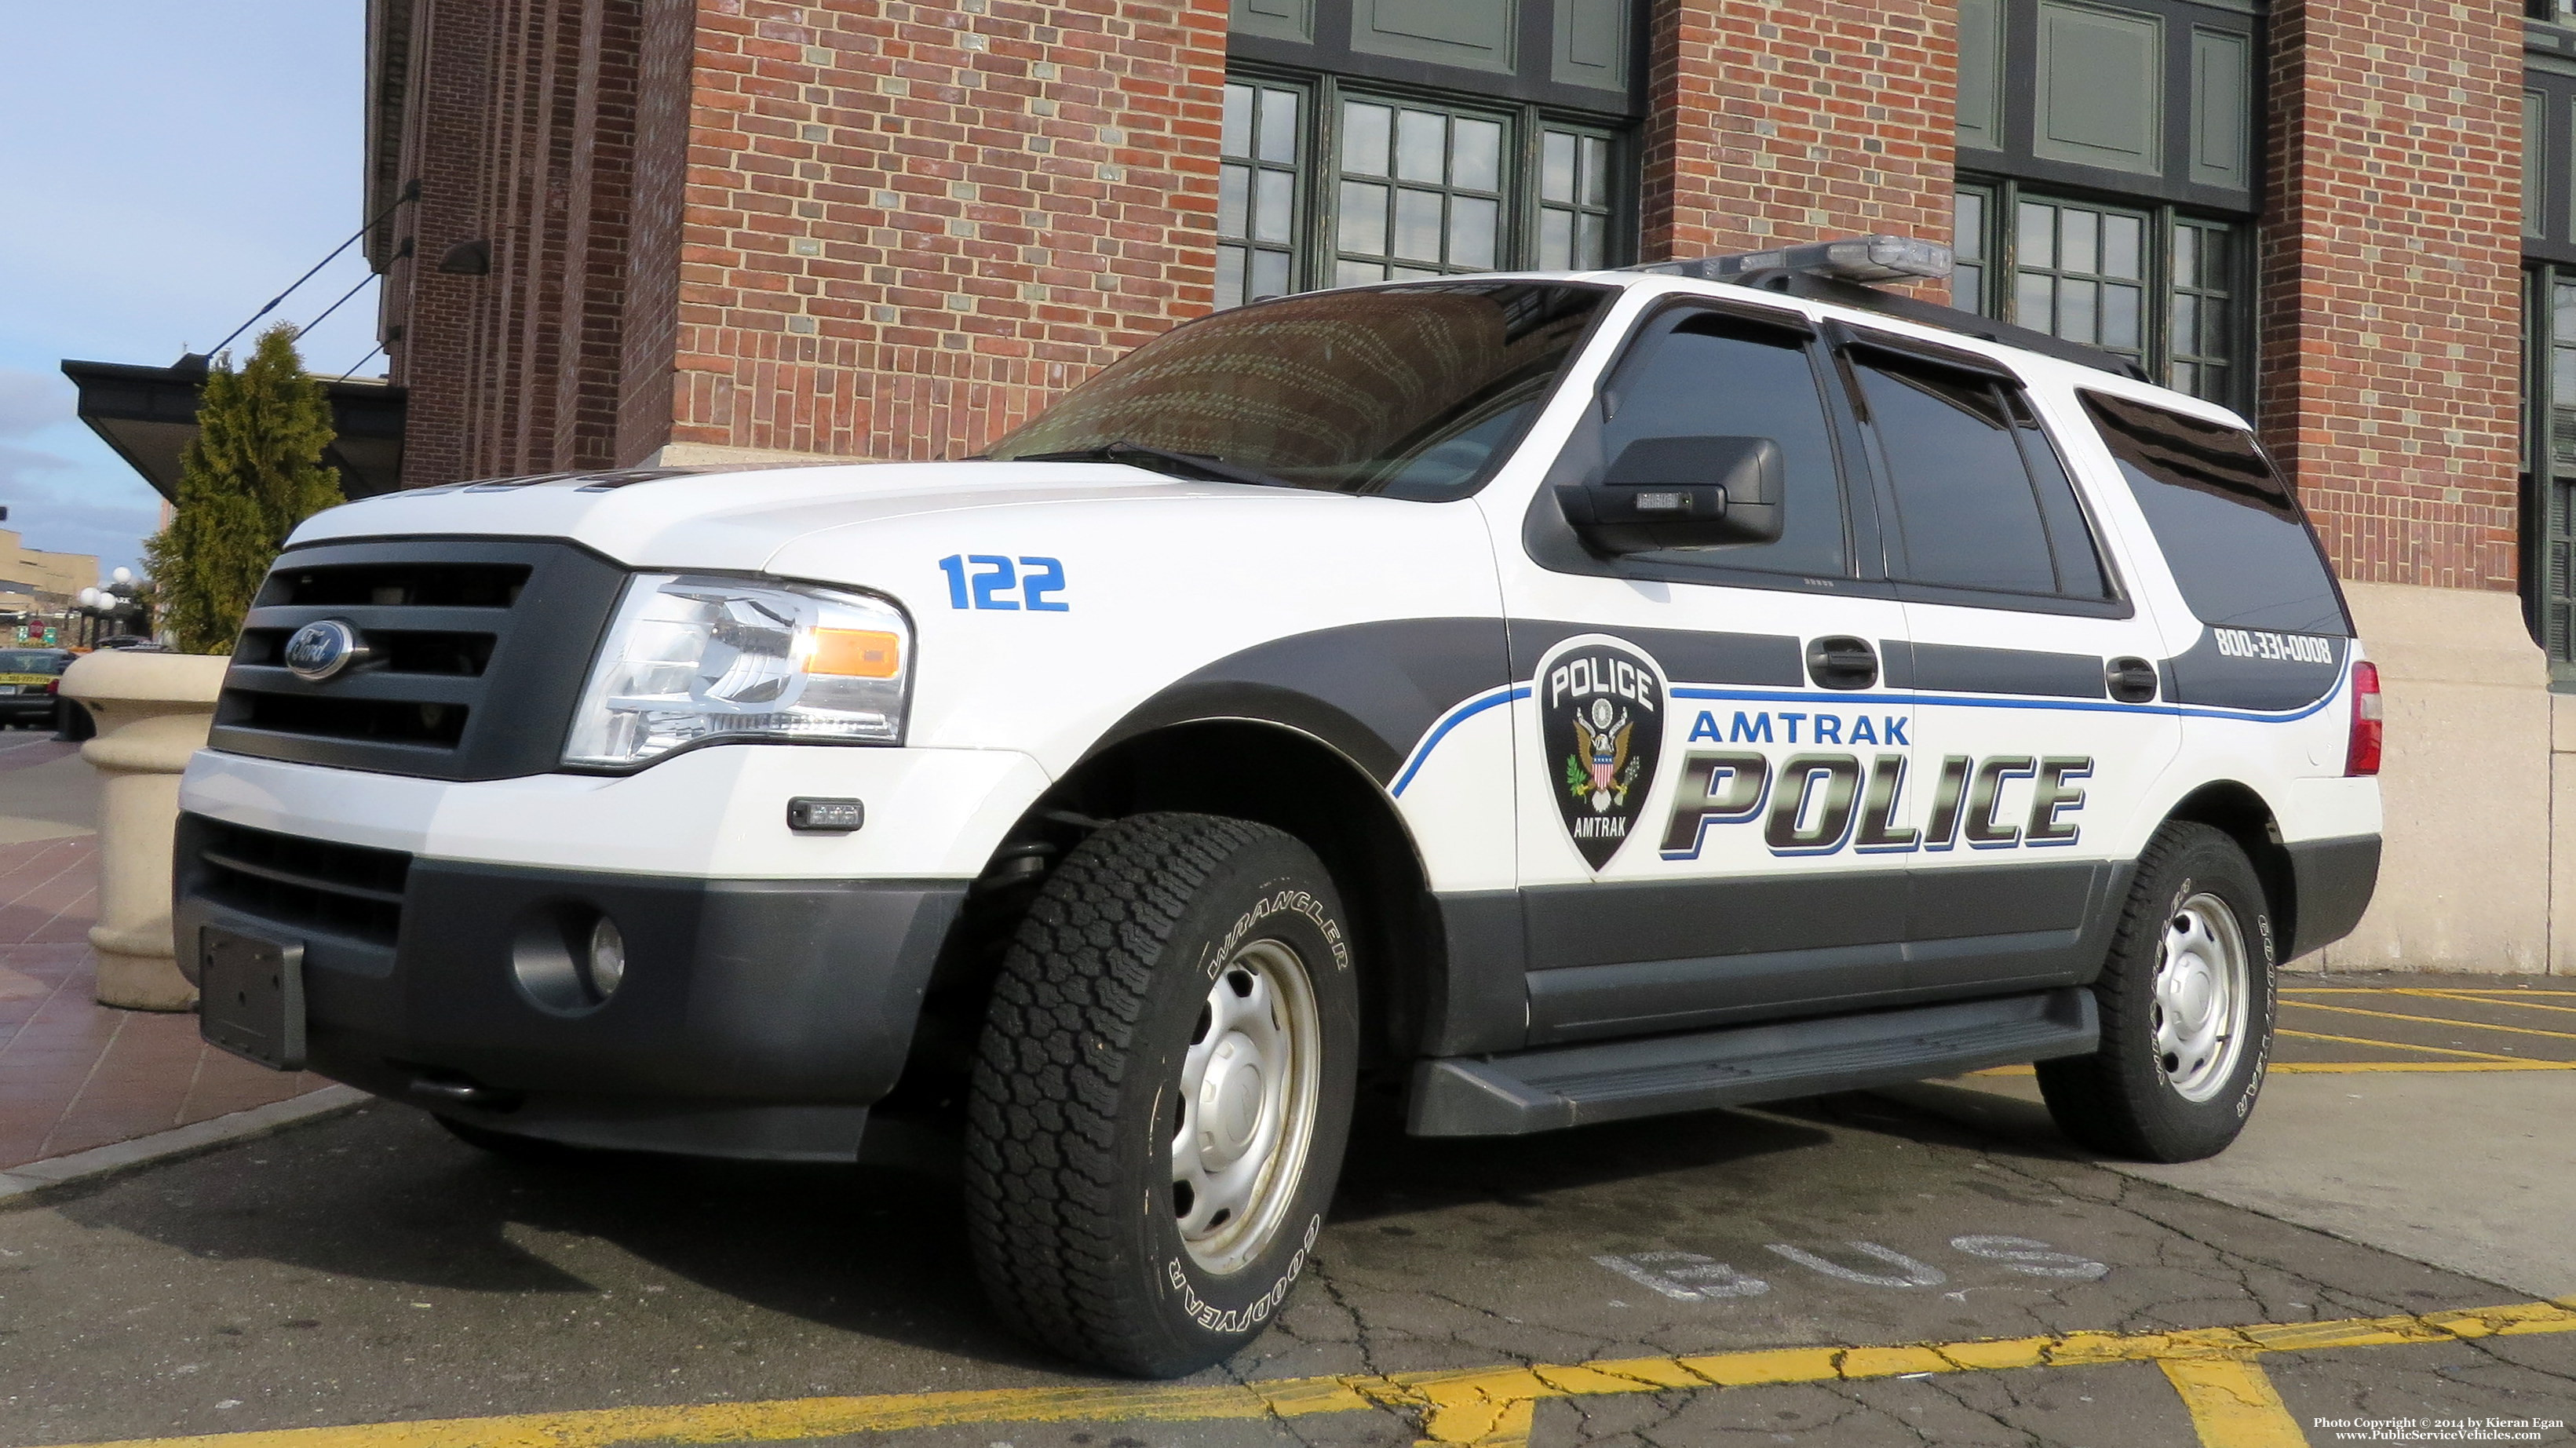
top-left (360, 0), bottom-right (2576, 973)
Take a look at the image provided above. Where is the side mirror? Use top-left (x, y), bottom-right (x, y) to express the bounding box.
top-left (1554, 435), bottom-right (1786, 553)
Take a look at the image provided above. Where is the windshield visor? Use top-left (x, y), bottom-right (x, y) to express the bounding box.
top-left (989, 282), bottom-right (1612, 498)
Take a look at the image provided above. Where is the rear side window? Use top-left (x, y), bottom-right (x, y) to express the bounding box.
top-left (1851, 352), bottom-right (2108, 598)
top-left (2080, 392), bottom-right (2350, 635)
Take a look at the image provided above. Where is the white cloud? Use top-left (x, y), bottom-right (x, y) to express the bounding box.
top-left (0, 441), bottom-right (156, 572)
top-left (0, 441), bottom-right (73, 480)
top-left (0, 369), bottom-right (68, 440)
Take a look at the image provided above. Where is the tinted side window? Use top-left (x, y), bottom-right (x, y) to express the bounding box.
top-left (2081, 392), bottom-right (2351, 634)
top-left (1599, 313), bottom-right (1848, 578)
top-left (2009, 392), bottom-right (2111, 598)
top-left (1853, 356), bottom-right (2058, 593)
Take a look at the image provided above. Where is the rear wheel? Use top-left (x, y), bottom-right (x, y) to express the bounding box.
top-left (2038, 821), bottom-right (2276, 1162)
top-left (964, 812), bottom-right (1358, 1377)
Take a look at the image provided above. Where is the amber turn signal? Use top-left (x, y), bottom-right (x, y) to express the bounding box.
top-left (805, 628), bottom-right (903, 678)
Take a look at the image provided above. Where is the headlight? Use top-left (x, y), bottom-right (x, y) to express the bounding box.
top-left (563, 574), bottom-right (911, 768)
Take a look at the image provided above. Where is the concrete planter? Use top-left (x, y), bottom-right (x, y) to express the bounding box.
top-left (60, 651), bottom-right (230, 1011)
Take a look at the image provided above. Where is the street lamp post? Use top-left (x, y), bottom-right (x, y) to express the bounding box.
top-left (75, 568), bottom-right (149, 647)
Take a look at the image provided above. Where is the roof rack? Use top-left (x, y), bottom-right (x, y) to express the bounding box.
top-left (1627, 235), bottom-right (2151, 384)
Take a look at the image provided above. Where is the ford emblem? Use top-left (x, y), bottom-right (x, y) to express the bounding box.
top-left (283, 619), bottom-right (370, 682)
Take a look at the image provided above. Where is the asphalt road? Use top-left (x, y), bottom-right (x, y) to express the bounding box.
top-left (3, 1076), bottom-right (2571, 1448)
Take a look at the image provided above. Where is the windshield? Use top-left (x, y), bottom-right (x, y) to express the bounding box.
top-left (988, 282), bottom-right (1613, 499)
top-left (0, 651), bottom-right (63, 673)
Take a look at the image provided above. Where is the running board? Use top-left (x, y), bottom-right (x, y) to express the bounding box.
top-left (1407, 988), bottom-right (2097, 1136)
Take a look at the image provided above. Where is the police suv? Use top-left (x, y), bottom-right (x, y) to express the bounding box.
top-left (176, 236), bottom-right (2381, 1377)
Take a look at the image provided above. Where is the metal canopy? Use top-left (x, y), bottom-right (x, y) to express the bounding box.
top-left (59, 359), bottom-right (409, 502)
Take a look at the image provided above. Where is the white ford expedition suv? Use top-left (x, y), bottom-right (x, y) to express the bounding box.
top-left (176, 238), bottom-right (2381, 1377)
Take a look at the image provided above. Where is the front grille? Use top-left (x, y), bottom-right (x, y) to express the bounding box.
top-left (209, 538), bottom-right (629, 779)
top-left (181, 813), bottom-right (413, 945)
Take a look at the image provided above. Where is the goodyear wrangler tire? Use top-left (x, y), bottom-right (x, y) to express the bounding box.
top-left (963, 812), bottom-right (1359, 1377)
top-left (2038, 821), bottom-right (2276, 1163)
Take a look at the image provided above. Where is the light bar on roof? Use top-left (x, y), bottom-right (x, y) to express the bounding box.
top-left (1648, 234), bottom-right (1955, 286)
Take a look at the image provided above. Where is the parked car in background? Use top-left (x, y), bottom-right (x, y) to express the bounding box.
top-left (0, 647), bottom-right (74, 730)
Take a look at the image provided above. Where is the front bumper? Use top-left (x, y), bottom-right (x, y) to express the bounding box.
top-left (170, 742), bottom-right (1049, 1159)
top-left (175, 813), bottom-right (966, 1160)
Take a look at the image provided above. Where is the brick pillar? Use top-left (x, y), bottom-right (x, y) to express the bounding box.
top-left (645, 0), bottom-right (1228, 464)
top-left (2258, 4), bottom-right (2550, 976)
top-left (551, 0), bottom-right (641, 469)
top-left (1638, 0), bottom-right (1955, 273)
top-left (2257, 0), bottom-right (2523, 590)
top-left (385, 0), bottom-right (498, 488)
top-left (381, 0), bottom-right (640, 485)
top-left (617, 0), bottom-right (692, 464)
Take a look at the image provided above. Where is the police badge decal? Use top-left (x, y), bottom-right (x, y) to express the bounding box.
top-left (1536, 636), bottom-right (1666, 870)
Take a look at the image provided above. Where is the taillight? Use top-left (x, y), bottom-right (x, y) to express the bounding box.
top-left (2346, 660), bottom-right (2381, 776)
top-left (42, 680), bottom-right (57, 695)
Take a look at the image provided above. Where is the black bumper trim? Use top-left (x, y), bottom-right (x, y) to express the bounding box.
top-left (176, 845), bottom-right (968, 1154)
top-left (2286, 833), bottom-right (2381, 960)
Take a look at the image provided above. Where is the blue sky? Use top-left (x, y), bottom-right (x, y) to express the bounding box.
top-left (0, 3), bottom-right (371, 574)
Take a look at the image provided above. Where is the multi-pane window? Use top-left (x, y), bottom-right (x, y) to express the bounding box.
top-left (1952, 190), bottom-right (1990, 311)
top-left (1334, 100), bottom-right (1509, 284)
top-left (1537, 129), bottom-right (1615, 269)
top-left (2167, 218), bottom-right (2237, 402)
top-left (1954, 177), bottom-right (2247, 407)
top-left (1215, 71), bottom-right (1632, 303)
top-left (2523, 269), bottom-right (2576, 674)
top-left (1217, 82), bottom-right (1303, 310)
top-left (2012, 197), bottom-right (2149, 370)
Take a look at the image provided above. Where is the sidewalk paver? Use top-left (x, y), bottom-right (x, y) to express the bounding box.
top-left (0, 833), bottom-right (327, 1172)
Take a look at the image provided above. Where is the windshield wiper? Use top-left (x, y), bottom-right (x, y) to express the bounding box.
top-left (1010, 440), bottom-right (1290, 490)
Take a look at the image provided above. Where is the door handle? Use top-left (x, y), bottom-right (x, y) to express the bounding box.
top-left (1806, 636), bottom-right (1878, 691)
top-left (2107, 656), bottom-right (2159, 703)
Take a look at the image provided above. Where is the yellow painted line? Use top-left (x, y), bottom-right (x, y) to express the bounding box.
top-left (2396, 987), bottom-right (2576, 1018)
top-left (2159, 1358), bottom-right (2308, 1447)
top-left (2268, 1060), bottom-right (2576, 1073)
top-left (1969, 1060), bottom-right (2576, 1076)
top-left (2284, 987), bottom-right (2576, 997)
top-left (2277, 1028), bottom-right (2523, 1061)
top-left (2284, 999), bottom-right (2576, 1045)
top-left (27, 1300), bottom-right (2576, 1448)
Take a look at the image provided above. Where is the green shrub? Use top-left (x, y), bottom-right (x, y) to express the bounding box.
top-left (144, 324), bottom-right (347, 654)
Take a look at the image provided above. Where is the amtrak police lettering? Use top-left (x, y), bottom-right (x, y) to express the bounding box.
top-left (1660, 748), bottom-right (2096, 860)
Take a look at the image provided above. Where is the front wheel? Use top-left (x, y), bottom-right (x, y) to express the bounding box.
top-left (963, 812), bottom-right (1358, 1377)
top-left (2038, 821), bottom-right (2276, 1162)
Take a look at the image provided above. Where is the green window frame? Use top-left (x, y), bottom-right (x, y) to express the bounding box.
top-left (1954, 175), bottom-right (2250, 409)
top-left (1218, 68), bottom-right (1631, 304)
top-left (2166, 215), bottom-right (2239, 403)
top-left (1217, 81), bottom-right (1308, 310)
top-left (1332, 97), bottom-right (1515, 284)
top-left (1535, 128), bottom-right (1618, 270)
top-left (2522, 264), bottom-right (2576, 682)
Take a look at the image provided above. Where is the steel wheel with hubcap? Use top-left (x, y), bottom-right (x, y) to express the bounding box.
top-left (2038, 820), bottom-right (2278, 1163)
top-left (1173, 939), bottom-right (1323, 1276)
top-left (965, 812), bottom-right (1358, 1377)
top-left (2152, 892), bottom-right (2250, 1103)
